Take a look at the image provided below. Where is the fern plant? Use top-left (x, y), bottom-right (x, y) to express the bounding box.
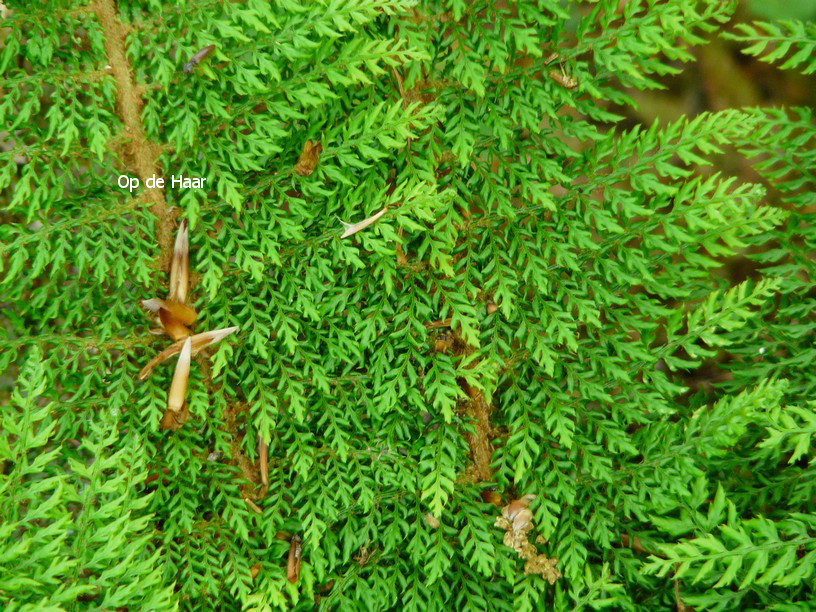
top-left (1, 0), bottom-right (815, 609)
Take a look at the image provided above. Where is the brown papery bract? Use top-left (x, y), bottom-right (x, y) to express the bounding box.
top-left (166, 337), bottom-right (192, 413)
top-left (294, 140), bottom-right (322, 176)
top-left (159, 308), bottom-right (191, 341)
top-left (168, 219), bottom-right (189, 303)
top-left (143, 298), bottom-right (197, 326)
top-left (160, 402), bottom-right (190, 431)
top-left (138, 326), bottom-right (239, 380)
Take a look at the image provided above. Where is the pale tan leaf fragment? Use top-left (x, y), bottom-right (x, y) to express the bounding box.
top-left (340, 206), bottom-right (389, 239)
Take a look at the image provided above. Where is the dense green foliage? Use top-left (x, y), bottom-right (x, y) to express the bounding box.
top-left (1, 0), bottom-right (815, 609)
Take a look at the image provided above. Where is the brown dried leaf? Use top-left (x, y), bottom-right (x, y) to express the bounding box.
top-left (294, 140), bottom-right (322, 176)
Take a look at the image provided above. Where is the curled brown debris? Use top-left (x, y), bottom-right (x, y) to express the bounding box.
top-left (548, 69), bottom-right (578, 89)
top-left (287, 535), bottom-right (302, 583)
top-left (495, 495), bottom-right (561, 584)
top-left (294, 139), bottom-right (322, 176)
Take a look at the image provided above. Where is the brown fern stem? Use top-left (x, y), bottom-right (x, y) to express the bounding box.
top-left (92, 0), bottom-right (173, 269)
